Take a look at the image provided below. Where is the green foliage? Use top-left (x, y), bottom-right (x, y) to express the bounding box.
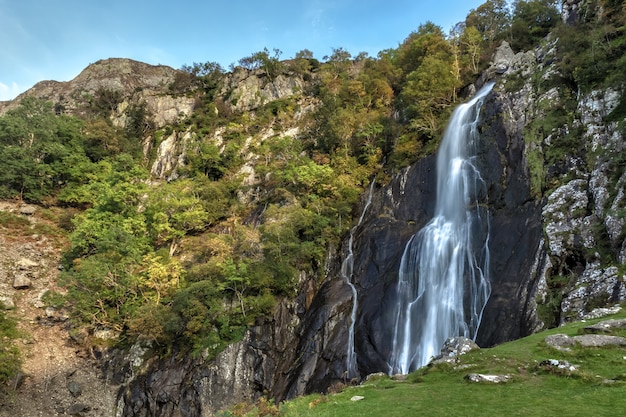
top-left (465, 0), bottom-right (511, 43)
top-left (289, 49), bottom-right (320, 75)
top-left (124, 101), bottom-right (153, 144)
top-left (536, 274), bottom-right (571, 327)
top-left (88, 87), bottom-right (123, 118)
top-left (172, 61), bottom-right (225, 96)
top-left (0, 308), bottom-right (21, 388)
top-left (238, 48), bottom-right (284, 80)
top-left (0, 97), bottom-right (87, 202)
top-left (554, 0), bottom-right (626, 92)
top-left (510, 1), bottom-right (560, 52)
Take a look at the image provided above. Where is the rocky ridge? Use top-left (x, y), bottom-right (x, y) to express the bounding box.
top-left (0, 58), bottom-right (196, 130)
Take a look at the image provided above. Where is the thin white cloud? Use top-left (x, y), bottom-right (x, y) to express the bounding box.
top-left (305, 1), bottom-right (326, 39)
top-left (0, 81), bottom-right (22, 101)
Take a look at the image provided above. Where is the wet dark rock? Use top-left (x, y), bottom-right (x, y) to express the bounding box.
top-left (277, 86), bottom-right (545, 395)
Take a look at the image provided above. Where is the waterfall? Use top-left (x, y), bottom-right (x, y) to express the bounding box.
top-left (342, 180), bottom-right (375, 379)
top-left (388, 82), bottom-right (494, 375)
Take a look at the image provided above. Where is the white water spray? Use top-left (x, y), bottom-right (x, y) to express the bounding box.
top-left (389, 83), bottom-right (494, 375)
top-left (342, 180), bottom-right (375, 379)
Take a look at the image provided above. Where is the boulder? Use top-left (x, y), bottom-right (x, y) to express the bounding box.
top-left (573, 334), bottom-right (626, 348)
top-left (13, 274), bottom-right (32, 290)
top-left (465, 373), bottom-right (511, 383)
top-left (67, 380), bottom-right (82, 397)
top-left (0, 295), bottom-right (15, 309)
top-left (538, 359), bottom-right (577, 372)
top-left (545, 333), bottom-right (626, 349)
top-left (581, 306), bottom-right (622, 320)
top-left (583, 318), bottom-right (626, 334)
top-left (67, 403), bottom-right (90, 416)
top-left (17, 257), bottom-right (38, 269)
top-left (19, 205), bottom-right (37, 215)
top-left (432, 337), bottom-right (479, 365)
top-left (545, 334), bottom-right (576, 351)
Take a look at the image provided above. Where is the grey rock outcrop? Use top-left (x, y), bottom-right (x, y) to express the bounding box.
top-left (0, 58), bottom-right (194, 134)
top-left (113, 300), bottom-right (303, 416)
top-left (561, 262), bottom-right (625, 321)
top-left (561, 0), bottom-right (581, 25)
top-left (12, 274), bottom-right (31, 290)
top-left (150, 130), bottom-right (192, 180)
top-left (220, 67), bottom-right (308, 113)
top-left (465, 373), bottom-right (512, 383)
top-left (538, 86), bottom-right (626, 322)
top-left (584, 318), bottom-right (626, 333)
top-left (546, 333), bottom-right (626, 349)
top-left (542, 179), bottom-right (594, 258)
top-left (432, 337), bottom-right (479, 365)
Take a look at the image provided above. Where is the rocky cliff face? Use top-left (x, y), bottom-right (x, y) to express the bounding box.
top-left (110, 300), bottom-right (302, 416)
top-left (113, 71), bottom-right (550, 415)
top-left (77, 60), bottom-right (625, 417)
top-left (0, 58), bottom-right (196, 130)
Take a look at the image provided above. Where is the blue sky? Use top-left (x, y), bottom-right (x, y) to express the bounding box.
top-left (0, 0), bottom-right (486, 101)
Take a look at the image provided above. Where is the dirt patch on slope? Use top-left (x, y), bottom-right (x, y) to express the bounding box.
top-left (0, 203), bottom-right (118, 417)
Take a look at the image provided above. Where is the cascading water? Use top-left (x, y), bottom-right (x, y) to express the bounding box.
top-left (342, 180), bottom-right (375, 379)
top-left (388, 82), bottom-right (495, 375)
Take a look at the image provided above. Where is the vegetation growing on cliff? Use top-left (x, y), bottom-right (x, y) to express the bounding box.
top-left (0, 308), bottom-right (20, 387)
top-left (0, 0), bottom-right (624, 369)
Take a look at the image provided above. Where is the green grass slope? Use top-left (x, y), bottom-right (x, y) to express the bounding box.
top-left (231, 308), bottom-right (626, 417)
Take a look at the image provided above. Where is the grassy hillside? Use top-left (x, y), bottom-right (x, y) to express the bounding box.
top-left (227, 308), bottom-right (626, 417)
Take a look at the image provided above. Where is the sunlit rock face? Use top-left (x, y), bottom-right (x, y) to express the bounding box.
top-left (219, 67), bottom-right (310, 113)
top-left (539, 88), bottom-right (626, 323)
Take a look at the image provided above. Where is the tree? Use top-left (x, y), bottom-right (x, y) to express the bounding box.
top-left (138, 252), bottom-right (183, 304)
top-left (510, 0), bottom-right (560, 51)
top-left (144, 178), bottom-right (214, 254)
top-left (395, 24), bottom-right (458, 141)
top-left (238, 48), bottom-right (283, 80)
top-left (402, 53), bottom-right (457, 136)
top-left (218, 259), bottom-right (250, 317)
top-left (177, 61), bottom-right (225, 95)
top-left (460, 25), bottom-right (484, 75)
top-left (465, 0), bottom-right (511, 43)
top-left (289, 49), bottom-right (319, 74)
top-left (0, 97), bottom-right (88, 201)
top-left (394, 22), bottom-right (447, 79)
